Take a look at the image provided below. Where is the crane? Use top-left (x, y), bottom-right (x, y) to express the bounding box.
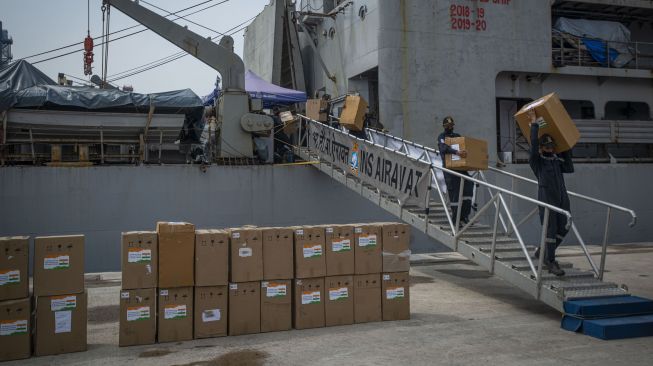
top-left (103, 0), bottom-right (273, 158)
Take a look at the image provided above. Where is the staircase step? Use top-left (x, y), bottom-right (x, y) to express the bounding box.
top-left (547, 280), bottom-right (618, 292)
top-left (478, 244), bottom-right (526, 253)
top-left (564, 296), bottom-right (653, 318)
top-left (461, 236), bottom-right (518, 244)
top-left (563, 286), bottom-right (630, 301)
top-left (493, 251), bottom-right (533, 261)
top-left (508, 260), bottom-right (574, 271)
top-left (569, 314), bottom-right (653, 340)
top-left (536, 269), bottom-right (596, 281)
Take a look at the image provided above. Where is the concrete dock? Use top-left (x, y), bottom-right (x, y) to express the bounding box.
top-left (9, 244), bottom-right (653, 366)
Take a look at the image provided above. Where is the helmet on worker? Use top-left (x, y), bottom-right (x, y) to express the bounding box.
top-left (540, 134), bottom-right (555, 153)
top-left (442, 116), bottom-right (455, 133)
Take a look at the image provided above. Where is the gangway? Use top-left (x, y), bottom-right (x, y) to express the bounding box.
top-left (293, 116), bottom-right (640, 315)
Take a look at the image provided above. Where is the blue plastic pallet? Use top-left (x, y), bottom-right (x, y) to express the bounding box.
top-left (562, 296), bottom-right (653, 340)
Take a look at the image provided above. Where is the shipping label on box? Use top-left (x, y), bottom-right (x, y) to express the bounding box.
top-left (329, 287), bottom-right (349, 301)
top-left (264, 282), bottom-right (287, 298)
top-left (164, 305), bottom-right (188, 320)
top-left (50, 295), bottom-right (77, 311)
top-left (0, 270), bottom-right (20, 286)
top-left (126, 306), bottom-right (150, 322)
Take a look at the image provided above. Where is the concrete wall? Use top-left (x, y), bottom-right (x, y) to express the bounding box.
top-left (0, 166), bottom-right (447, 272)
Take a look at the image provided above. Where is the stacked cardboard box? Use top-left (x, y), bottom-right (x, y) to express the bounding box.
top-left (261, 227), bottom-right (293, 333)
top-left (0, 236), bottom-right (31, 362)
top-left (157, 222), bottom-right (195, 343)
top-left (33, 235), bottom-right (87, 357)
top-left (380, 223), bottom-right (411, 321)
top-left (194, 229), bottom-right (229, 339)
top-left (228, 227), bottom-right (263, 335)
top-left (120, 231), bottom-right (157, 347)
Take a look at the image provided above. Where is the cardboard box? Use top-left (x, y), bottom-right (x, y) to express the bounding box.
top-left (514, 92), bottom-right (580, 153)
top-left (324, 225), bottom-right (354, 276)
top-left (228, 282), bottom-right (261, 336)
top-left (354, 274), bottom-right (381, 323)
top-left (34, 235), bottom-right (85, 297)
top-left (121, 231), bottom-right (158, 290)
top-left (262, 228), bottom-right (294, 280)
top-left (0, 297), bottom-right (31, 361)
top-left (339, 95), bottom-right (368, 131)
top-left (306, 98), bottom-right (328, 122)
top-left (381, 223), bottom-right (411, 273)
top-left (194, 286), bottom-right (228, 339)
top-left (229, 228), bottom-right (263, 282)
top-left (157, 222), bottom-right (195, 288)
top-left (294, 277), bottom-right (325, 330)
top-left (195, 230), bottom-right (229, 286)
top-left (119, 288), bottom-right (156, 347)
top-left (445, 136), bottom-right (489, 171)
top-left (294, 226), bottom-right (326, 279)
top-left (157, 287), bottom-right (193, 343)
top-left (354, 224), bottom-right (382, 275)
top-left (34, 291), bottom-right (88, 356)
top-left (0, 237), bottom-right (29, 301)
top-left (382, 272), bottom-right (410, 321)
top-left (261, 280), bottom-right (292, 333)
top-left (325, 275), bottom-right (354, 327)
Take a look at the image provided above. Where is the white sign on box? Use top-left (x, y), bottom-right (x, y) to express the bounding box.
top-left (127, 306), bottom-right (150, 321)
top-left (164, 305), bottom-right (187, 319)
top-left (266, 283), bottom-right (287, 298)
top-left (0, 269), bottom-right (20, 286)
top-left (127, 248), bottom-right (151, 263)
top-left (239, 247), bottom-right (253, 257)
top-left (303, 244), bottom-right (322, 258)
top-left (202, 309), bottom-right (221, 323)
top-left (301, 291), bottom-right (321, 305)
top-left (451, 144), bottom-right (461, 161)
top-left (329, 287), bottom-right (349, 301)
top-left (51, 295), bottom-right (77, 311)
top-left (54, 311), bottom-right (72, 334)
top-left (358, 235), bottom-right (377, 247)
top-left (386, 286), bottom-right (405, 300)
top-left (0, 319), bottom-right (27, 336)
top-left (332, 239), bottom-right (351, 252)
top-left (44, 255), bottom-right (70, 270)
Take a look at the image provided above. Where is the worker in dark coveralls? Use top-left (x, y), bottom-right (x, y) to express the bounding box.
top-left (437, 116), bottom-right (473, 226)
top-left (527, 109), bottom-right (574, 277)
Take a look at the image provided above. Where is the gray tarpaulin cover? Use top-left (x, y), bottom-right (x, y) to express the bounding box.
top-left (0, 60), bottom-right (205, 142)
top-left (554, 17), bottom-right (633, 67)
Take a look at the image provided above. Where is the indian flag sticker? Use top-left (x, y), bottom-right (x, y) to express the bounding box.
top-left (164, 304), bottom-right (187, 320)
top-left (332, 239), bottom-right (351, 252)
top-left (301, 291), bottom-right (321, 305)
top-left (303, 244), bottom-right (323, 258)
top-left (329, 287), bottom-right (349, 301)
top-left (44, 255), bottom-right (70, 270)
top-left (266, 283), bottom-right (287, 298)
top-left (0, 319), bottom-right (28, 336)
top-left (127, 248), bottom-right (151, 263)
top-left (126, 306), bottom-right (150, 322)
top-left (51, 295), bottom-right (77, 311)
top-left (358, 234), bottom-right (377, 247)
top-left (0, 269), bottom-right (20, 286)
top-left (386, 286), bottom-right (405, 300)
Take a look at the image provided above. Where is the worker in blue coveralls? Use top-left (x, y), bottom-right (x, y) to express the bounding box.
top-left (527, 109), bottom-right (574, 277)
top-left (437, 116), bottom-right (473, 227)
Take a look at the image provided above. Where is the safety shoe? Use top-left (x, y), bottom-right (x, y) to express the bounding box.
top-left (545, 261), bottom-right (565, 277)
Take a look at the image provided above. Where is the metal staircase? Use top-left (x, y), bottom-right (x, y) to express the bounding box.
top-left (294, 116), bottom-right (638, 313)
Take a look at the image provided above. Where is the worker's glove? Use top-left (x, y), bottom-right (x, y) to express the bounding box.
top-left (530, 117), bottom-right (547, 128)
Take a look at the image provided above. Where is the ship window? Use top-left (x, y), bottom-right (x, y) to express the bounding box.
top-left (561, 100), bottom-right (595, 119)
top-left (605, 101), bottom-right (651, 120)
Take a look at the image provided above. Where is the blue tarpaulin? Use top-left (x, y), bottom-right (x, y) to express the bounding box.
top-left (582, 38), bottom-right (619, 66)
top-left (203, 70), bottom-right (307, 107)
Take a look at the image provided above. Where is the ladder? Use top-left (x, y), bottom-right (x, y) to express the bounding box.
top-left (294, 116), bottom-right (638, 313)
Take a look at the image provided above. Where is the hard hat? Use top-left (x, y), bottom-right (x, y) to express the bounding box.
top-left (540, 134), bottom-right (556, 147)
top-left (442, 116), bottom-right (455, 127)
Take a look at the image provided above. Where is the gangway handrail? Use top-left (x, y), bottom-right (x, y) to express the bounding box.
top-left (296, 116), bottom-right (591, 284)
top-left (486, 166), bottom-right (638, 227)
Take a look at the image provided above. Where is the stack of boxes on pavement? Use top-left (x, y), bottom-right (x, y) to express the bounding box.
top-left (1, 235), bottom-right (88, 362)
top-left (120, 221), bottom-right (411, 345)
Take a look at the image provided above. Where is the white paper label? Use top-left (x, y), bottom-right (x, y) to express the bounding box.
top-left (127, 248), bottom-right (151, 263)
top-left (229, 283), bottom-right (238, 290)
top-left (266, 283), bottom-right (287, 298)
top-left (355, 227), bottom-right (362, 233)
top-left (202, 309), bottom-right (221, 323)
top-left (51, 295), bottom-right (77, 311)
top-left (325, 227), bottom-right (333, 233)
top-left (54, 311), bottom-right (72, 334)
top-left (232, 232), bottom-right (241, 239)
top-left (239, 247), bottom-right (253, 257)
top-left (295, 229), bottom-right (304, 235)
top-left (303, 244), bottom-right (323, 258)
top-left (127, 306), bottom-right (150, 321)
top-left (0, 269), bottom-right (20, 286)
top-left (301, 291), bottom-right (321, 305)
top-left (332, 239), bottom-right (351, 252)
top-left (383, 274), bottom-right (391, 281)
top-left (329, 287), bottom-right (349, 301)
top-left (451, 144), bottom-right (461, 161)
top-left (121, 292), bottom-right (130, 299)
top-left (44, 255), bottom-right (70, 270)
top-left (0, 319), bottom-right (28, 336)
top-left (159, 289), bottom-right (169, 296)
top-left (164, 305), bottom-right (187, 319)
top-left (358, 235), bottom-right (377, 247)
top-left (386, 286), bottom-right (405, 300)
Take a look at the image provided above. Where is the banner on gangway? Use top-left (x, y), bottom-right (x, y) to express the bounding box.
top-left (308, 121), bottom-right (432, 207)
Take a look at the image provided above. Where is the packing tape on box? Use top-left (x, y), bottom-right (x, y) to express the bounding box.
top-left (382, 250), bottom-right (412, 266)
